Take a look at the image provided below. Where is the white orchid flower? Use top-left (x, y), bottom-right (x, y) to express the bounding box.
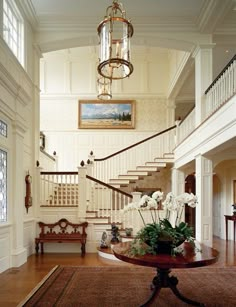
top-left (122, 191), bottom-right (197, 227)
top-left (147, 197), bottom-right (158, 209)
top-left (152, 191), bottom-right (164, 202)
top-left (176, 192), bottom-right (197, 208)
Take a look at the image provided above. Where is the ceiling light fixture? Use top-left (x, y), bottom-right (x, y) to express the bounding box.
top-left (97, 76), bottom-right (112, 100)
top-left (97, 0), bottom-right (134, 80)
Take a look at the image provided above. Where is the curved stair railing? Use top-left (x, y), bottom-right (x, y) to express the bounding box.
top-left (91, 125), bottom-right (177, 183)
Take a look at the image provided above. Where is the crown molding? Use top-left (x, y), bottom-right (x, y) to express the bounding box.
top-left (16, 0), bottom-right (39, 30)
top-left (197, 0), bottom-right (235, 33)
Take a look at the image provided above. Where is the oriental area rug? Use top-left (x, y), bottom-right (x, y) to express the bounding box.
top-left (19, 266), bottom-right (236, 307)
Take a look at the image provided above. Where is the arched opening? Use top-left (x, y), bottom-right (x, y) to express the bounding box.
top-left (185, 173), bottom-right (196, 236)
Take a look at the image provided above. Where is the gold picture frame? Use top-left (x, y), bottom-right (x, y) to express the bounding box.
top-left (78, 100), bottom-right (135, 129)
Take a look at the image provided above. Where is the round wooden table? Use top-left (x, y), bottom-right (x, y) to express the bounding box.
top-left (113, 241), bottom-right (219, 307)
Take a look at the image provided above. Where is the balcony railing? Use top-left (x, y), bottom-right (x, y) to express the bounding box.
top-left (204, 54), bottom-right (236, 120)
top-left (177, 54), bottom-right (236, 145)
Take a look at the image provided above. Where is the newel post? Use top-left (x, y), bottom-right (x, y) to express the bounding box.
top-left (86, 158), bottom-right (93, 211)
top-left (35, 162), bottom-right (43, 218)
top-left (88, 151), bottom-right (95, 176)
top-left (78, 161), bottom-right (87, 221)
top-left (174, 118), bottom-right (181, 146)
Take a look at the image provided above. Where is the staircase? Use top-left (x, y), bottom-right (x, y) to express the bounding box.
top-left (39, 126), bottom-right (177, 252)
top-left (108, 153), bottom-right (174, 190)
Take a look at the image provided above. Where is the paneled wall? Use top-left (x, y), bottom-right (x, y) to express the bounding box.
top-left (40, 46), bottom-right (174, 170)
top-left (0, 23), bottom-right (40, 271)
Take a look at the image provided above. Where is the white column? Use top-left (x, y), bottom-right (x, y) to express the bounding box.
top-left (195, 154), bottom-right (213, 247)
top-left (193, 45), bottom-right (214, 126)
top-left (11, 121), bottom-right (27, 267)
top-left (171, 167), bottom-right (185, 195)
top-left (171, 168), bottom-right (185, 226)
top-left (32, 44), bottom-right (42, 218)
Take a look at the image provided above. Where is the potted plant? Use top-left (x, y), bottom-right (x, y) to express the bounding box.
top-left (122, 191), bottom-right (197, 256)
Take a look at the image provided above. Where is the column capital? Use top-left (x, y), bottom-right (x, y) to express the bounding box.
top-left (192, 44), bottom-right (216, 58)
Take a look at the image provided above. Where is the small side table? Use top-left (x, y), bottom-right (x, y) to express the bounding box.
top-left (224, 215), bottom-right (236, 241)
top-left (113, 242), bottom-right (219, 306)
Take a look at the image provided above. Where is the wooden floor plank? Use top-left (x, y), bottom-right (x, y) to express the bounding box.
top-left (0, 237), bottom-right (235, 306)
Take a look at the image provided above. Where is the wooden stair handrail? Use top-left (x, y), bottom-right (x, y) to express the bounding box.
top-left (41, 171), bottom-right (78, 175)
top-left (86, 175), bottom-right (133, 199)
top-left (94, 125), bottom-right (177, 162)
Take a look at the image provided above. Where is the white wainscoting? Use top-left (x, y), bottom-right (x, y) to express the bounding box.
top-left (0, 225), bottom-right (11, 273)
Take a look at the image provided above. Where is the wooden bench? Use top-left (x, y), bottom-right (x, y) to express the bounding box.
top-left (35, 218), bottom-right (88, 256)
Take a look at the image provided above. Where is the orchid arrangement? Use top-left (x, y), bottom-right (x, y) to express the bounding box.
top-left (123, 191), bottom-right (197, 227)
top-left (122, 191), bottom-right (198, 255)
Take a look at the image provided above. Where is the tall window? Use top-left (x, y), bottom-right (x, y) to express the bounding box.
top-left (3, 0), bottom-right (24, 66)
top-left (0, 120), bottom-right (7, 138)
top-left (0, 149), bottom-right (7, 222)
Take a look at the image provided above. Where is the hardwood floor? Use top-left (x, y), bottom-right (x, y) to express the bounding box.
top-left (0, 237), bottom-right (235, 307)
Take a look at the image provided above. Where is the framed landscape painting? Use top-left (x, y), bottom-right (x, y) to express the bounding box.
top-left (78, 100), bottom-right (135, 129)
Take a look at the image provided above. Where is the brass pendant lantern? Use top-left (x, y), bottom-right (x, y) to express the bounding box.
top-left (97, 0), bottom-right (134, 80)
top-left (97, 76), bottom-right (112, 100)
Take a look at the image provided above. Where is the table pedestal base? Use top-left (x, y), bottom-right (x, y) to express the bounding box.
top-left (140, 268), bottom-right (205, 307)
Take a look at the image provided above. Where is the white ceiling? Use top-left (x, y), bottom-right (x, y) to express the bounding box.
top-left (18, 0), bottom-right (236, 116)
top-left (30, 0), bottom-right (204, 21)
top-left (19, 0), bottom-right (236, 65)
top-left (21, 0), bottom-right (236, 34)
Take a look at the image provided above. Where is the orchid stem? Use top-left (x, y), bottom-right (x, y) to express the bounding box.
top-left (157, 207), bottom-right (160, 222)
top-left (151, 210), bottom-right (155, 224)
top-left (138, 210), bottom-right (146, 226)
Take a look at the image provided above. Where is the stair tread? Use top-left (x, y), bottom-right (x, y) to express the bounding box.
top-left (118, 175), bottom-right (139, 179)
top-left (145, 162), bottom-right (166, 166)
top-left (109, 179), bottom-right (130, 184)
top-left (154, 158), bottom-right (174, 162)
top-left (136, 166), bottom-right (158, 171)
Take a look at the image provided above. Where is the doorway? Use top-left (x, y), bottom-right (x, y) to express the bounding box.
top-left (185, 173), bottom-right (196, 236)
